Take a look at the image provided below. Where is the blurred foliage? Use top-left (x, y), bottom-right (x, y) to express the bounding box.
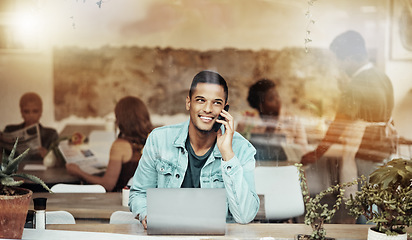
top-left (345, 158), bottom-right (412, 236)
top-left (296, 163), bottom-right (359, 240)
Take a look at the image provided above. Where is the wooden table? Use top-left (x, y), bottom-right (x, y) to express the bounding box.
top-left (45, 223), bottom-right (376, 239)
top-left (19, 162), bottom-right (81, 191)
top-left (31, 192), bottom-right (128, 220)
top-left (31, 192), bottom-right (266, 222)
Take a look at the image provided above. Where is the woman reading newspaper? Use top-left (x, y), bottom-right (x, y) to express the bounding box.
top-left (65, 96), bottom-right (154, 192)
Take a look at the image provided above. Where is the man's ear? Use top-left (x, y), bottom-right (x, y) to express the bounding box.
top-left (185, 96), bottom-right (191, 111)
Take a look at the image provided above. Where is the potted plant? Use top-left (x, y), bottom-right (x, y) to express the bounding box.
top-left (345, 158), bottom-right (412, 240)
top-left (295, 163), bottom-right (359, 240)
top-left (1, 139), bottom-right (51, 239)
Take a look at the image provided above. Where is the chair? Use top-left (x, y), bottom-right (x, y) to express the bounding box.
top-left (50, 184), bottom-right (106, 193)
top-left (254, 165), bottom-right (305, 222)
top-left (46, 211), bottom-right (76, 224)
top-left (109, 211), bottom-right (139, 224)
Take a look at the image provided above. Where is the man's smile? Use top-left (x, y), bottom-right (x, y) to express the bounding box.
top-left (199, 115), bottom-right (215, 122)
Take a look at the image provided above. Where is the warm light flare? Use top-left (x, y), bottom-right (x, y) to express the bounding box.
top-left (9, 10), bottom-right (42, 49)
top-left (13, 12), bottom-right (39, 33)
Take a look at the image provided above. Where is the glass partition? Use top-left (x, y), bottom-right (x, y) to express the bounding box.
top-left (1, 0), bottom-right (411, 224)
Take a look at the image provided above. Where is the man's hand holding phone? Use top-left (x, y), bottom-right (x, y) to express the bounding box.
top-left (216, 105), bottom-right (235, 161)
top-left (212, 105), bottom-right (230, 132)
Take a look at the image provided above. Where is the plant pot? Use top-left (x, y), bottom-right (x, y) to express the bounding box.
top-left (367, 227), bottom-right (407, 240)
top-left (0, 187), bottom-right (33, 239)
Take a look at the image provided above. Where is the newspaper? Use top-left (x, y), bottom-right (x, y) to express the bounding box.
top-left (58, 140), bottom-right (106, 175)
top-left (0, 123), bottom-right (42, 155)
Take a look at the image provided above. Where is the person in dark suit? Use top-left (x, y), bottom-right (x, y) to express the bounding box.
top-left (301, 30), bottom-right (396, 224)
top-left (301, 30), bottom-right (395, 196)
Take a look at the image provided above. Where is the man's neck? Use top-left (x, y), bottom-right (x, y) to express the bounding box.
top-left (24, 122), bottom-right (39, 128)
top-left (188, 125), bottom-right (216, 156)
top-left (345, 59), bottom-right (370, 77)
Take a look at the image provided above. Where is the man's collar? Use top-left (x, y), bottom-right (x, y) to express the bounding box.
top-left (173, 119), bottom-right (222, 158)
top-left (173, 120), bottom-right (190, 148)
top-left (352, 62), bottom-right (373, 77)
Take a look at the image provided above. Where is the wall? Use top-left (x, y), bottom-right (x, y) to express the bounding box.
top-left (0, 50), bottom-right (54, 129)
top-left (52, 47), bottom-right (342, 121)
top-left (387, 62), bottom-right (412, 139)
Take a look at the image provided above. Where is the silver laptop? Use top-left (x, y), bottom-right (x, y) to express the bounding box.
top-left (146, 188), bottom-right (227, 235)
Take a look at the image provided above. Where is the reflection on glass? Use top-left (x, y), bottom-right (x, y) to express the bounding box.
top-left (237, 79), bottom-right (309, 166)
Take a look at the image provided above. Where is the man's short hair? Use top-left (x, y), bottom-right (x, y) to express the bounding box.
top-left (247, 79), bottom-right (276, 110)
top-left (189, 70), bottom-right (228, 102)
top-left (329, 30), bottom-right (368, 62)
top-left (19, 92), bottom-right (42, 110)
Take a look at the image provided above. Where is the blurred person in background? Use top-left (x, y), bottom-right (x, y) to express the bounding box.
top-left (2, 92), bottom-right (58, 160)
top-left (301, 30), bottom-right (395, 203)
top-left (66, 96), bottom-right (154, 192)
top-left (237, 79), bottom-right (309, 162)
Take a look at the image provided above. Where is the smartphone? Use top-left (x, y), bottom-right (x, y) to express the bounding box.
top-left (212, 105), bottom-right (230, 132)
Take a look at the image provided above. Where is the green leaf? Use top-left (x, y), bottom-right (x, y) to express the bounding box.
top-left (0, 171), bottom-right (8, 178)
top-left (1, 149), bottom-right (7, 171)
top-left (3, 148), bottom-right (29, 175)
top-left (7, 138), bottom-right (19, 162)
top-left (12, 173), bottom-right (52, 193)
top-left (1, 176), bottom-right (24, 187)
top-left (381, 176), bottom-right (394, 189)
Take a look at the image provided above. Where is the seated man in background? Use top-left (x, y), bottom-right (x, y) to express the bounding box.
top-left (2, 92), bottom-right (58, 160)
top-left (237, 79), bottom-right (309, 162)
top-left (129, 70), bottom-right (260, 229)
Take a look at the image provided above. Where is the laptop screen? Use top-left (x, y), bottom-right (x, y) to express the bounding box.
top-left (146, 188), bottom-right (227, 235)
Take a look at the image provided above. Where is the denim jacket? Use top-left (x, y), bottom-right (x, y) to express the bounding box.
top-left (129, 120), bottom-right (260, 224)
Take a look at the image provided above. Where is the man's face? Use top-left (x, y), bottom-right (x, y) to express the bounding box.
top-left (186, 83), bottom-right (226, 133)
top-left (21, 102), bottom-right (42, 126)
top-left (336, 56), bottom-right (358, 77)
top-left (260, 87), bottom-right (281, 117)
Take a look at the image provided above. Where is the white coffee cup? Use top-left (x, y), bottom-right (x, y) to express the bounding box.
top-left (122, 188), bottom-right (130, 207)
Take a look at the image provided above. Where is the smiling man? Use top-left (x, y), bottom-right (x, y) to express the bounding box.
top-left (129, 70), bottom-right (259, 229)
